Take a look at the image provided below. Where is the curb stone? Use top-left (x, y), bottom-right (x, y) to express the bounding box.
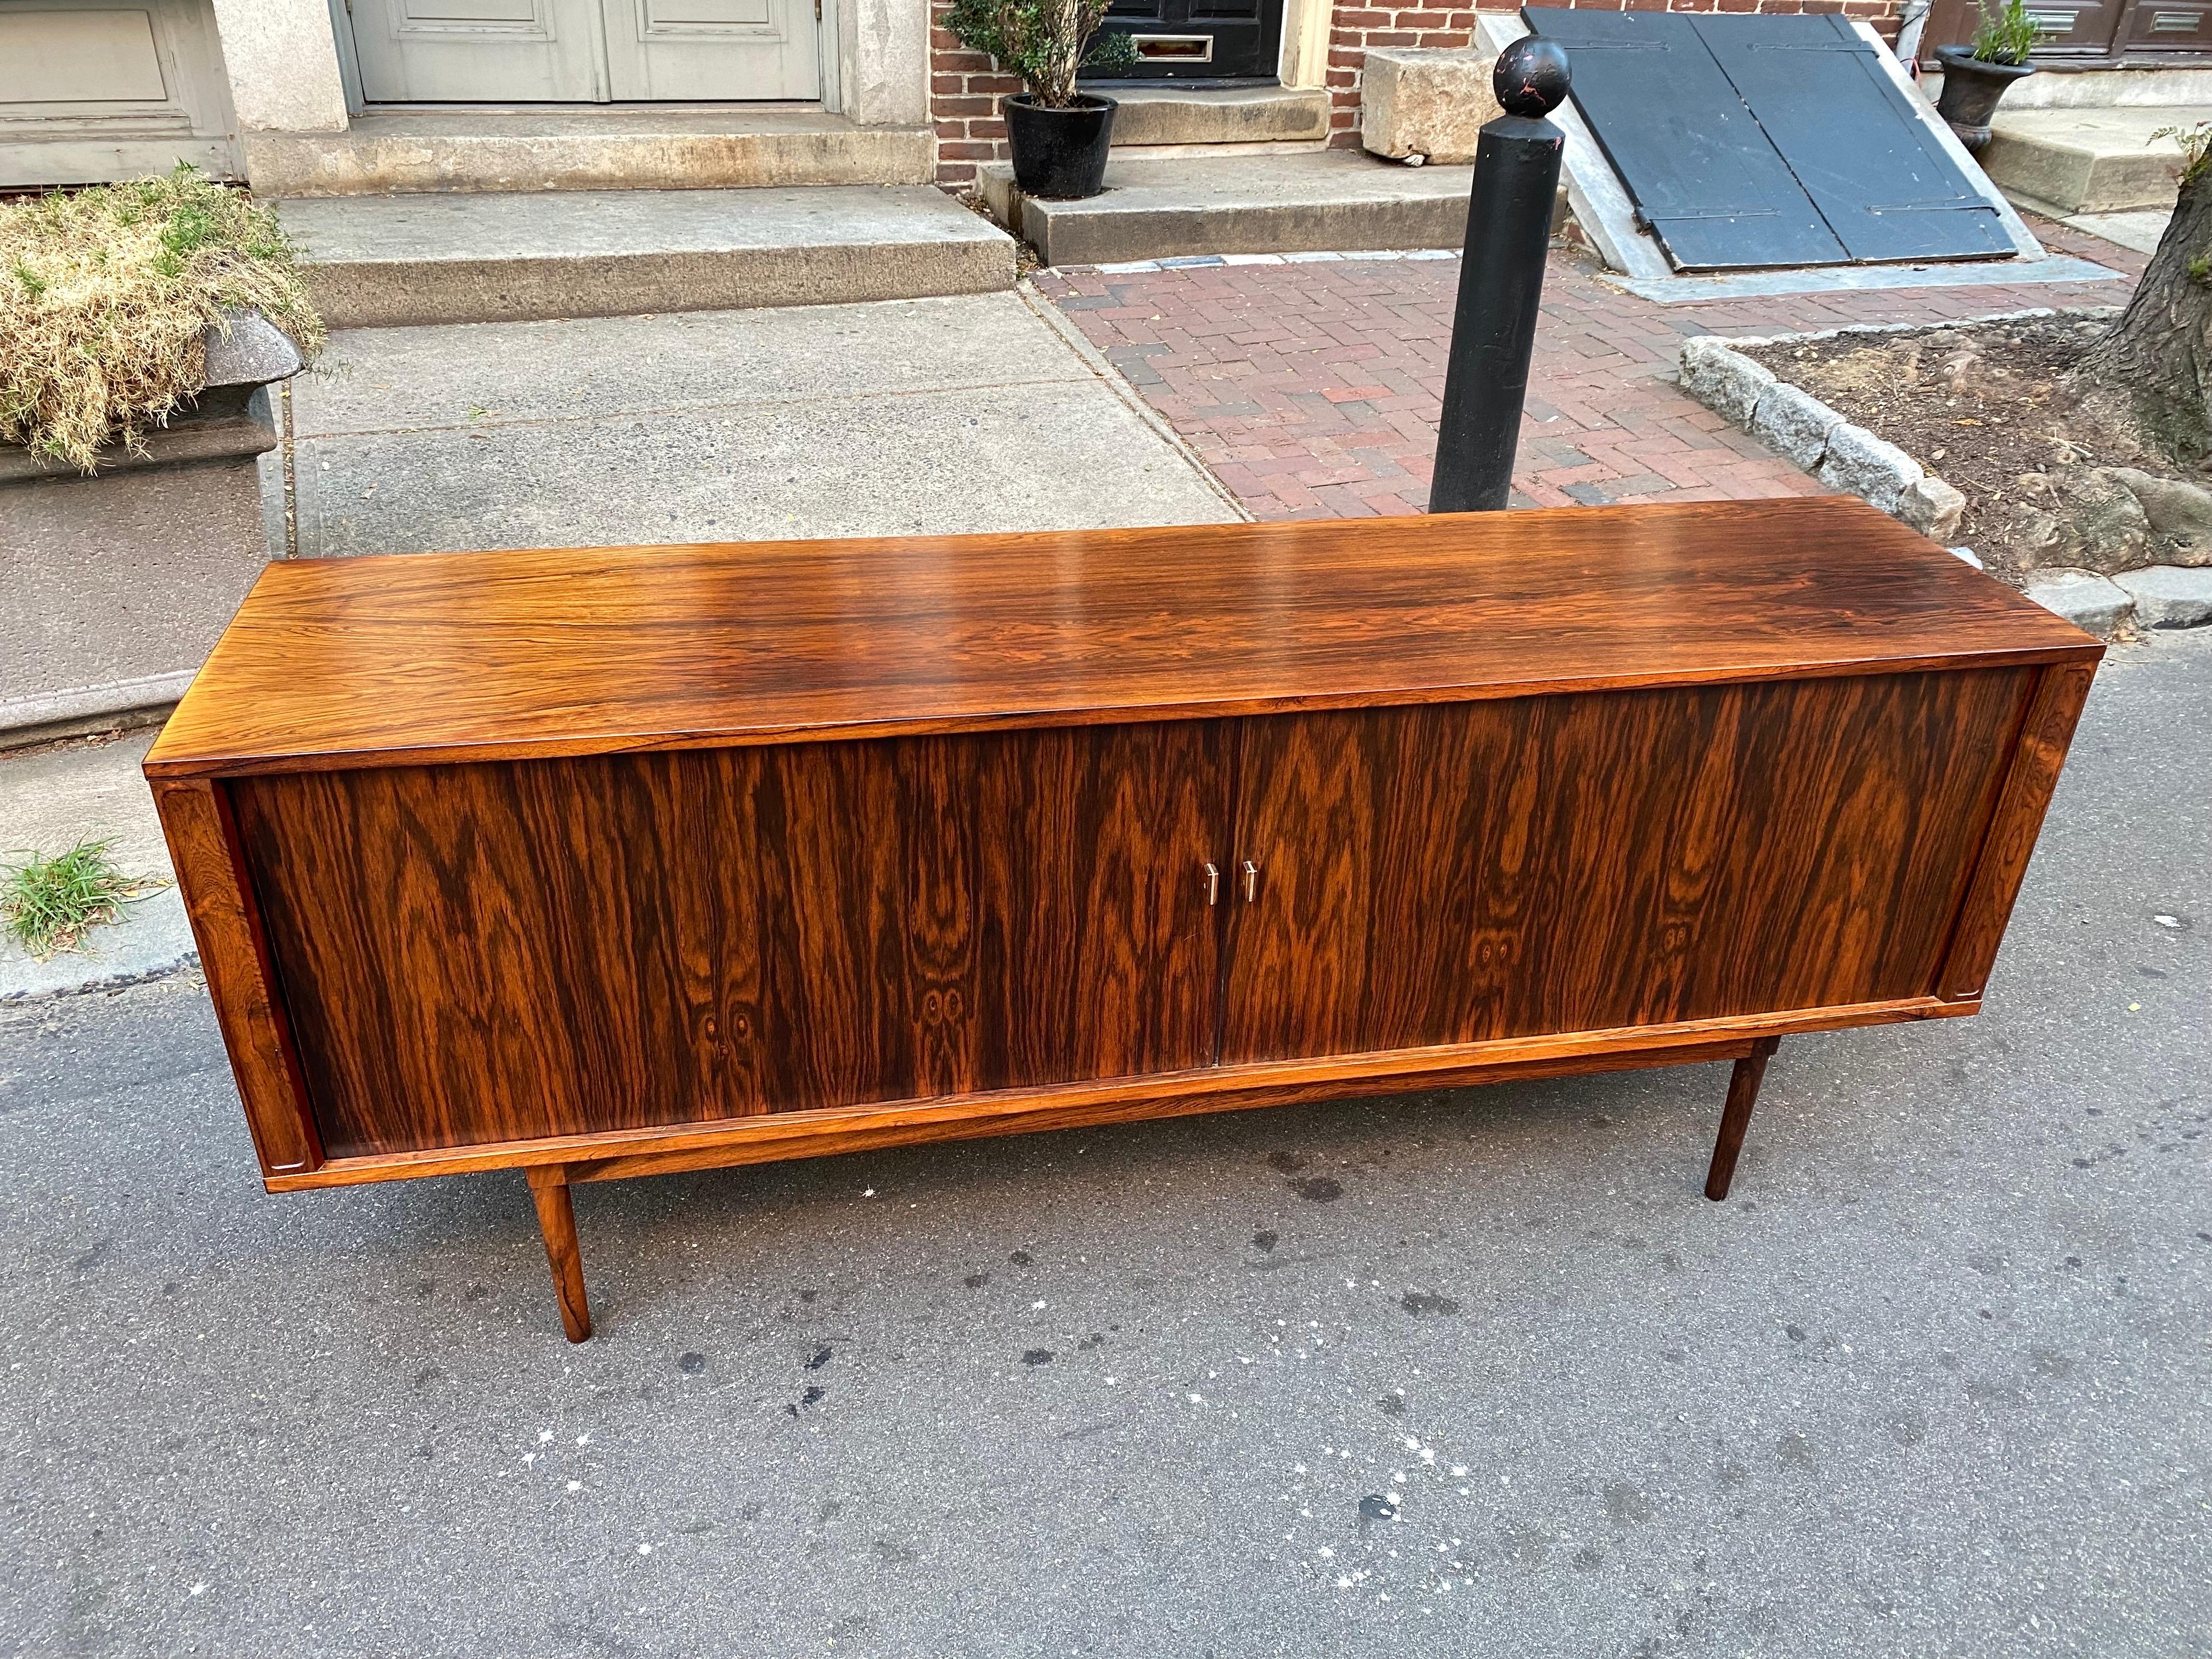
top-left (0, 885), bottom-right (199, 1003)
top-left (2115, 565), bottom-right (2212, 628)
top-left (2023, 569), bottom-right (2136, 634)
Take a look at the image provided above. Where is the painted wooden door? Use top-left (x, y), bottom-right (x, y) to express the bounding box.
top-left (227, 723), bottom-right (1227, 1157)
top-left (1217, 672), bottom-right (2033, 1065)
top-left (347, 0), bottom-right (819, 102)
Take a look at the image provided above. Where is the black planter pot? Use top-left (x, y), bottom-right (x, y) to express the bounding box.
top-left (1005, 93), bottom-right (1116, 201)
top-left (1933, 45), bottom-right (2035, 154)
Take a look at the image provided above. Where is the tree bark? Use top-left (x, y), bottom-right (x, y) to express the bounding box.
top-left (2079, 151), bottom-right (2212, 463)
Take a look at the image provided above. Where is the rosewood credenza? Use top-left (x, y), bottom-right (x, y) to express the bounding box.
top-left (146, 499), bottom-right (2101, 1341)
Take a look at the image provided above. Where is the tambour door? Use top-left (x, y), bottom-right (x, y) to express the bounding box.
top-left (1218, 670), bottom-right (2034, 1065)
top-left (228, 722), bottom-right (1227, 1158)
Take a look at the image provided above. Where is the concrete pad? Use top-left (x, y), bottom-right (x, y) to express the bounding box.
top-left (1984, 108), bottom-right (2197, 214)
top-left (1107, 86), bottom-right (1329, 147)
top-left (0, 730), bottom-right (194, 1002)
top-left (278, 188), bottom-right (1017, 329)
top-left (1606, 255), bottom-right (2120, 306)
top-left (246, 107), bottom-right (934, 196)
top-left (2066, 208), bottom-right (2174, 256)
top-left (284, 289), bottom-right (1242, 554)
top-left (983, 151), bottom-right (1476, 268)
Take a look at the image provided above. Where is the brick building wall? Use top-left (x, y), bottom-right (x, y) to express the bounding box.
top-left (931, 0), bottom-right (1024, 189)
top-left (932, 0), bottom-right (1906, 184)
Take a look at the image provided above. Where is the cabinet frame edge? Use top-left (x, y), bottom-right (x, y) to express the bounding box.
top-left (1934, 658), bottom-right (2101, 1005)
top-left (262, 994), bottom-right (1971, 1192)
top-left (151, 778), bottom-right (325, 1177)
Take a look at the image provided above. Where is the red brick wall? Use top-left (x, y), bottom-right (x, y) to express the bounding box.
top-left (932, 0), bottom-right (1023, 189)
top-left (932, 0), bottom-right (1906, 181)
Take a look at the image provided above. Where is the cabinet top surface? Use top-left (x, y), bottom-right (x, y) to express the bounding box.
top-left (147, 497), bottom-right (2100, 777)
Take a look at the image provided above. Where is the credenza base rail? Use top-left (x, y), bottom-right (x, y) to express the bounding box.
top-left (264, 997), bottom-right (1969, 1345)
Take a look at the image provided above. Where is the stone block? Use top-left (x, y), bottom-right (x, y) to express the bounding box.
top-left (1747, 383), bottom-right (1844, 472)
top-left (1361, 48), bottom-right (1501, 165)
top-left (1678, 337), bottom-right (1775, 429)
top-left (2114, 564), bottom-right (2212, 629)
top-left (2023, 568), bottom-right (2135, 635)
top-left (202, 309), bottom-right (303, 388)
top-left (1818, 422), bottom-right (1923, 516)
top-left (1896, 475), bottom-right (1968, 542)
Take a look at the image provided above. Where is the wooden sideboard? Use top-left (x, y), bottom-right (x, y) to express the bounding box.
top-left (146, 499), bottom-right (2101, 1341)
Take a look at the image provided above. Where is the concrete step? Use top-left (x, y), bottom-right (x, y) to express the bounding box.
top-left (277, 187), bottom-right (1017, 329)
top-left (247, 107), bottom-right (933, 198)
top-left (1979, 106), bottom-right (2199, 215)
top-left (1103, 85), bottom-right (1330, 149)
top-left (979, 150), bottom-right (1476, 267)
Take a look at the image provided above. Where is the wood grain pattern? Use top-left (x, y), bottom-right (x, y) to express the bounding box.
top-left (1937, 662), bottom-right (2100, 1001)
top-left (150, 780), bottom-right (324, 1175)
top-left (257, 994), bottom-right (1970, 1192)
top-left (228, 723), bottom-right (1226, 1158)
top-left (144, 498), bottom-right (2100, 780)
top-left (1220, 670), bottom-right (2030, 1064)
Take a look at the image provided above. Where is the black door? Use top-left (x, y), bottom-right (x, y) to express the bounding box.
top-left (1088, 0), bottom-right (1285, 81)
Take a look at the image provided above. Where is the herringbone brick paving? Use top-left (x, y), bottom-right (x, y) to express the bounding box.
top-left (1035, 218), bottom-right (2143, 521)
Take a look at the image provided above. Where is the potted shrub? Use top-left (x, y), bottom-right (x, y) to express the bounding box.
top-left (1, 166), bottom-right (323, 741)
top-left (1935, 0), bottom-right (2042, 155)
top-left (944, 0), bottom-right (1137, 200)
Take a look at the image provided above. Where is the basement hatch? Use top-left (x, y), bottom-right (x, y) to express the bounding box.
top-left (1522, 8), bottom-right (2015, 272)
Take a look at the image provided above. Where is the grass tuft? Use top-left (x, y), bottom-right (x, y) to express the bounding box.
top-left (1, 165), bottom-right (324, 472)
top-left (1, 839), bottom-right (163, 960)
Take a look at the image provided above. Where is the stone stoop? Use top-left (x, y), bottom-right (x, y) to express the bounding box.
top-left (278, 188), bottom-right (1017, 329)
top-left (1104, 86), bottom-right (1331, 155)
top-left (248, 107), bottom-right (934, 196)
top-left (979, 150), bottom-right (1478, 268)
top-left (1979, 106), bottom-right (2199, 215)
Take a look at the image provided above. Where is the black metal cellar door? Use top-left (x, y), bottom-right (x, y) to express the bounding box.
top-left (1695, 13), bottom-right (2011, 264)
top-left (1523, 8), bottom-right (1847, 270)
top-left (1523, 8), bottom-right (2010, 271)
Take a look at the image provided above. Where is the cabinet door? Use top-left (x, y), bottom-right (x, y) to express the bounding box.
top-left (230, 722), bottom-right (1226, 1158)
top-left (1218, 671), bottom-right (2030, 1065)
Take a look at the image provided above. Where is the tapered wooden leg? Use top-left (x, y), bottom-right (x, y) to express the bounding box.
top-left (1705, 1036), bottom-right (1781, 1202)
top-left (525, 1165), bottom-right (592, 1342)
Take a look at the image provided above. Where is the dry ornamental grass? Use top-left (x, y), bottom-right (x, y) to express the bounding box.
top-left (0, 166), bottom-right (324, 472)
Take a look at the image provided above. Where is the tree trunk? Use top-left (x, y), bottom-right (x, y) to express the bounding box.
top-left (2079, 149), bottom-right (2212, 463)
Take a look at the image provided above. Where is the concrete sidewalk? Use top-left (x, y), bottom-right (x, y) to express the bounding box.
top-left (0, 629), bottom-right (2204, 1656)
top-left (0, 288), bottom-right (1240, 1001)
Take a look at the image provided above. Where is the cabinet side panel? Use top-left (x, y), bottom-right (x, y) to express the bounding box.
top-left (1937, 662), bottom-right (2098, 1001)
top-left (227, 726), bottom-right (1223, 1157)
top-left (151, 780), bottom-right (324, 1175)
top-left (1222, 669), bottom-right (2031, 1063)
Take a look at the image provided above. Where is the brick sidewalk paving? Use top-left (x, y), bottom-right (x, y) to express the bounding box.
top-left (1036, 219), bottom-right (2143, 521)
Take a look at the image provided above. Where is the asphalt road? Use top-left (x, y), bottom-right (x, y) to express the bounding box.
top-left (3, 632), bottom-right (2205, 1658)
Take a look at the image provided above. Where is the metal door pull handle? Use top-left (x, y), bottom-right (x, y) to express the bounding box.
top-left (1242, 860), bottom-right (1259, 902)
top-left (1204, 862), bottom-right (1219, 906)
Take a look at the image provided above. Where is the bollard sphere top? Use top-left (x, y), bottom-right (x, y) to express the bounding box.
top-left (1493, 37), bottom-right (1570, 119)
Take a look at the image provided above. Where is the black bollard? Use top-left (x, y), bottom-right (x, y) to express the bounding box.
top-left (1427, 39), bottom-right (1571, 515)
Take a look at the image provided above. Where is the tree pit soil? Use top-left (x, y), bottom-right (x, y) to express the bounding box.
top-left (1742, 315), bottom-right (2211, 584)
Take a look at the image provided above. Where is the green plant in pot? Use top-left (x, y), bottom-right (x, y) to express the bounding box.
top-left (1934, 0), bottom-right (2044, 156)
top-left (945, 0), bottom-right (1136, 200)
